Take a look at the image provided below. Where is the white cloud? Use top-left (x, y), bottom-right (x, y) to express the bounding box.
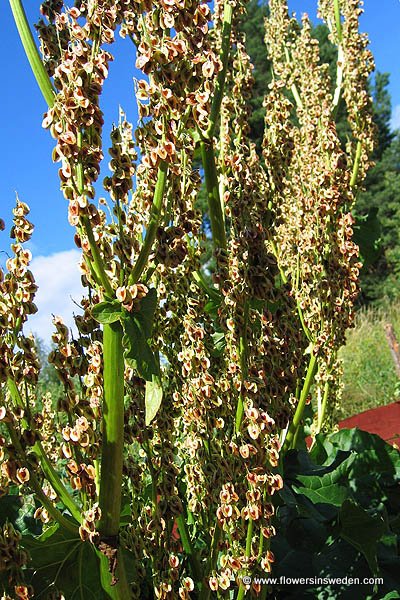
top-left (390, 104), bottom-right (400, 132)
top-left (26, 249), bottom-right (84, 343)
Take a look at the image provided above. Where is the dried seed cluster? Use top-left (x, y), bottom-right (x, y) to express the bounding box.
top-left (0, 0), bottom-right (375, 597)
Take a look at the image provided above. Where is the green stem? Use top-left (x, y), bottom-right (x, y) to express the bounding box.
top-left (82, 216), bottom-right (114, 296)
top-left (317, 380), bottom-right (330, 432)
top-left (75, 130), bottom-right (113, 297)
top-left (9, 0), bottom-right (55, 107)
top-left (129, 162), bottom-right (168, 284)
top-left (200, 524), bottom-right (221, 600)
top-left (176, 515), bottom-right (202, 582)
top-left (206, 2), bottom-right (233, 140)
top-left (235, 303), bottom-right (249, 433)
top-left (332, 44), bottom-right (344, 117)
top-left (98, 321), bottom-right (125, 537)
top-left (334, 0), bottom-right (343, 42)
top-left (283, 351), bottom-right (318, 452)
top-left (200, 141), bottom-right (227, 252)
top-left (98, 321), bottom-right (130, 599)
top-left (7, 377), bottom-right (81, 522)
top-left (236, 518), bottom-right (254, 600)
top-left (192, 271), bottom-right (221, 302)
top-left (350, 140), bottom-right (362, 189)
top-left (6, 422), bottom-right (78, 535)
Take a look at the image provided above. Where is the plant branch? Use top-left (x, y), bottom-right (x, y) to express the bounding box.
top-left (316, 380), bottom-right (330, 433)
top-left (176, 514), bottom-right (202, 582)
top-left (350, 140), bottom-right (362, 189)
top-left (200, 141), bottom-right (227, 252)
top-left (206, 2), bottom-right (233, 140)
top-left (6, 422), bottom-right (78, 535)
top-left (7, 377), bottom-right (81, 522)
top-left (282, 350), bottom-right (318, 452)
top-left (129, 161), bottom-right (168, 284)
top-left (235, 302), bottom-right (249, 433)
top-left (9, 0), bottom-right (55, 107)
top-left (236, 518), bottom-right (254, 600)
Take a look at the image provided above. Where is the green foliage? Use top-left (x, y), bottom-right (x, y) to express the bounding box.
top-left (273, 429), bottom-right (400, 598)
top-left (339, 303), bottom-right (400, 418)
top-left (357, 133), bottom-right (400, 303)
top-left (240, 0), bottom-right (271, 152)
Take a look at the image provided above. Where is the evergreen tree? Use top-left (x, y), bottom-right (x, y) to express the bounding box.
top-left (240, 0), bottom-right (271, 151)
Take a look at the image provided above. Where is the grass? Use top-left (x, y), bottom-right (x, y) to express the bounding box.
top-left (339, 302), bottom-right (400, 420)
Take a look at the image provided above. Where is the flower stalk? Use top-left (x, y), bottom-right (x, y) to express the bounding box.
top-left (9, 0), bottom-right (54, 106)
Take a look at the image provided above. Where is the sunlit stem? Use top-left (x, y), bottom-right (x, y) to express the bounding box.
top-left (200, 141), bottom-right (227, 252)
top-left (7, 377), bottom-right (81, 522)
top-left (9, 0), bottom-right (55, 107)
top-left (98, 321), bottom-right (131, 599)
top-left (206, 2), bottom-right (233, 140)
top-left (235, 303), bottom-right (249, 433)
top-left (317, 380), bottom-right (330, 433)
top-left (350, 140), bottom-right (362, 189)
top-left (129, 161), bottom-right (168, 284)
top-left (282, 351), bottom-right (318, 452)
top-left (236, 518), bottom-right (254, 600)
top-left (176, 515), bottom-right (202, 582)
top-left (334, 0), bottom-right (343, 42)
top-left (98, 321), bottom-right (125, 536)
top-left (6, 421), bottom-right (78, 535)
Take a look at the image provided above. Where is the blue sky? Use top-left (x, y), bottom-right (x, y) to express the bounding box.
top-left (0, 0), bottom-right (399, 339)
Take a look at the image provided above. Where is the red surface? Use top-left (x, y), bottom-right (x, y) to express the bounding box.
top-left (339, 401), bottom-right (400, 446)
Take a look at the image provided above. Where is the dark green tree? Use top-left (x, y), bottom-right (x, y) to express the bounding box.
top-left (240, 0), bottom-right (271, 151)
top-left (356, 131), bottom-right (400, 303)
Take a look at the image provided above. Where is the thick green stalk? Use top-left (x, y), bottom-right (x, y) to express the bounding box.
top-left (283, 351), bottom-right (318, 452)
top-left (98, 321), bottom-right (130, 599)
top-left (129, 161), bottom-right (168, 284)
top-left (9, 0), bottom-right (54, 106)
top-left (200, 141), bottom-right (227, 252)
top-left (99, 321), bottom-right (125, 537)
top-left (7, 377), bottom-right (81, 522)
top-left (206, 2), bottom-right (233, 140)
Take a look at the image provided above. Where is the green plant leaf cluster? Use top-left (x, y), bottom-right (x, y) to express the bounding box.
top-left (273, 429), bottom-right (400, 598)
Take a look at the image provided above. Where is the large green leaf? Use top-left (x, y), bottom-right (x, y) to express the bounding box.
top-left (338, 499), bottom-right (385, 576)
top-left (133, 288), bottom-right (157, 339)
top-left (292, 453), bottom-right (355, 507)
top-left (92, 301), bottom-right (122, 324)
top-left (0, 493), bottom-right (41, 536)
top-left (122, 314), bottom-right (160, 381)
top-left (22, 524), bottom-right (109, 599)
top-left (145, 374), bottom-right (163, 426)
top-left (122, 311), bottom-right (163, 423)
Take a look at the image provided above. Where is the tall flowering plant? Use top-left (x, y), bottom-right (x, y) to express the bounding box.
top-left (1, 0), bottom-right (374, 598)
